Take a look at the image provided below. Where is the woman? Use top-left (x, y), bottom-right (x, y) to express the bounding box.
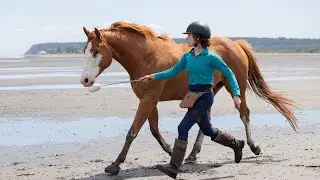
top-left (138, 21), bottom-right (245, 179)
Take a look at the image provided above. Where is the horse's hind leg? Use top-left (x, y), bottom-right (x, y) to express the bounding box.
top-left (148, 107), bottom-right (172, 155)
top-left (185, 81), bottom-right (224, 164)
top-left (223, 79), bottom-right (261, 155)
top-left (238, 95), bottom-right (261, 155)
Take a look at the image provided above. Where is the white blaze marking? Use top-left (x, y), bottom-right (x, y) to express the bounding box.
top-left (81, 42), bottom-right (102, 83)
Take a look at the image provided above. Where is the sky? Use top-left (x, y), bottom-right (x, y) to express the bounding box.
top-left (0, 0), bottom-right (318, 57)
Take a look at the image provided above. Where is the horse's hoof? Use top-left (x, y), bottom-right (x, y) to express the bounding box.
top-left (250, 145), bottom-right (261, 155)
top-left (184, 156), bottom-right (197, 164)
top-left (105, 163), bottom-right (120, 175)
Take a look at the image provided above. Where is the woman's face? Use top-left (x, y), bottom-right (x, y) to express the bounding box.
top-left (186, 33), bottom-right (196, 47)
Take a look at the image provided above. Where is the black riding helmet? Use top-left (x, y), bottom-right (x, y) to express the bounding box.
top-left (183, 21), bottom-right (211, 39)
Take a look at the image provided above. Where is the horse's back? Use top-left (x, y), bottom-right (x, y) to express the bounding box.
top-left (209, 37), bottom-right (249, 70)
top-left (208, 37), bottom-right (250, 86)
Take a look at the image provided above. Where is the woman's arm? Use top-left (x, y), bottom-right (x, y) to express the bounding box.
top-left (153, 54), bottom-right (187, 80)
top-left (210, 54), bottom-right (240, 97)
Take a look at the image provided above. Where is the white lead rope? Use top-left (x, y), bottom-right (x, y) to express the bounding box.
top-left (88, 79), bottom-right (141, 93)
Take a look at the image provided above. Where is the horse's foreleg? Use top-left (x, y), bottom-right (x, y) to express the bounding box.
top-left (148, 107), bottom-right (173, 155)
top-left (239, 96), bottom-right (261, 155)
top-left (105, 97), bottom-right (157, 175)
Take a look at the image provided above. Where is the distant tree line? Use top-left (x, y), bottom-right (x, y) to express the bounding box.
top-left (25, 37), bottom-right (320, 55)
top-left (25, 42), bottom-right (86, 55)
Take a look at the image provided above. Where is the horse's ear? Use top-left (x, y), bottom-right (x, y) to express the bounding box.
top-left (94, 28), bottom-right (101, 39)
top-left (83, 27), bottom-right (90, 37)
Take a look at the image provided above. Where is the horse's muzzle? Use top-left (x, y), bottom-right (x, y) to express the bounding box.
top-left (81, 78), bottom-right (95, 87)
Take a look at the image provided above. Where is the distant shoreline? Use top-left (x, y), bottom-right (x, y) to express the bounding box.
top-left (22, 52), bottom-right (320, 58)
top-left (23, 37), bottom-right (320, 56)
top-left (23, 54), bottom-right (85, 58)
top-left (1, 52), bottom-right (320, 59)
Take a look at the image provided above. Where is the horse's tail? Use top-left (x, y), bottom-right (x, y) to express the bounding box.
top-left (235, 39), bottom-right (300, 132)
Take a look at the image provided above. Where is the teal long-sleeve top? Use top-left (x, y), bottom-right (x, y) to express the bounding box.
top-left (154, 48), bottom-right (240, 96)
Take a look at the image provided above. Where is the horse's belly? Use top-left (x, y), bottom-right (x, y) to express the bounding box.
top-left (159, 74), bottom-right (189, 101)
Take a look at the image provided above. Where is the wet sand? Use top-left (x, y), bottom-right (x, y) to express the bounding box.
top-left (1, 54), bottom-right (320, 179)
top-left (1, 125), bottom-right (320, 180)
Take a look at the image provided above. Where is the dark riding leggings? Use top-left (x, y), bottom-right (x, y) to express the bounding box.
top-left (178, 85), bottom-right (219, 141)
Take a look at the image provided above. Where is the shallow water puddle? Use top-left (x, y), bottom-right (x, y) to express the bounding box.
top-left (0, 72), bottom-right (128, 79)
top-left (0, 82), bottom-right (130, 91)
top-left (266, 76), bottom-right (320, 81)
top-left (0, 110), bottom-right (317, 146)
top-left (0, 66), bottom-right (317, 73)
top-left (0, 75), bottom-right (319, 91)
top-left (0, 67), bottom-right (80, 72)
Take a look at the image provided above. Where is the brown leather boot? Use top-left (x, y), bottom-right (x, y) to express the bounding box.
top-left (212, 130), bottom-right (245, 163)
top-left (156, 138), bottom-right (188, 179)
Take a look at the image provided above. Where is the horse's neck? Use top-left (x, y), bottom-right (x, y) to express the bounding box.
top-left (105, 33), bottom-right (163, 80)
top-left (107, 33), bottom-right (175, 79)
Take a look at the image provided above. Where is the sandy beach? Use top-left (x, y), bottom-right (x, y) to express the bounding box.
top-left (1, 54), bottom-right (320, 180)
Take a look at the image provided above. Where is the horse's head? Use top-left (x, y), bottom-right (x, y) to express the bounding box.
top-left (80, 27), bottom-right (113, 87)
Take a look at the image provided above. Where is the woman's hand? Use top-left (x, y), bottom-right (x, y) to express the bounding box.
top-left (233, 96), bottom-right (241, 109)
top-left (138, 74), bottom-right (155, 83)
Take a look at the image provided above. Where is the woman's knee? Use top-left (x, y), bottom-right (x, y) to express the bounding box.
top-left (199, 123), bottom-right (219, 138)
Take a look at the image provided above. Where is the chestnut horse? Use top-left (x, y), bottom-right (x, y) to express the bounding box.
top-left (80, 21), bottom-right (299, 175)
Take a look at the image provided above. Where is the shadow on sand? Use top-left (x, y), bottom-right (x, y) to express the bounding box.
top-left (76, 155), bottom-right (287, 180)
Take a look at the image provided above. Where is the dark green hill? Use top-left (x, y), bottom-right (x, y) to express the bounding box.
top-left (25, 37), bottom-right (320, 55)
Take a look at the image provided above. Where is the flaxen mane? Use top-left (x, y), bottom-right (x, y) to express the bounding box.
top-left (103, 21), bottom-right (172, 42)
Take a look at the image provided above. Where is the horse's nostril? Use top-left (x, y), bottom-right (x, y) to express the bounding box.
top-left (84, 78), bottom-right (88, 83)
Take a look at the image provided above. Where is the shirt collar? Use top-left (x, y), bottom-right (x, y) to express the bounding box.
top-left (189, 48), bottom-right (209, 56)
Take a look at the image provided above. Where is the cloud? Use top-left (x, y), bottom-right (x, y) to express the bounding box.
top-left (37, 25), bottom-right (85, 35)
top-left (148, 24), bottom-right (162, 30)
top-left (61, 26), bottom-right (74, 31)
top-left (39, 25), bottom-right (82, 32)
top-left (40, 25), bottom-right (58, 32)
top-left (14, 28), bottom-right (26, 32)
